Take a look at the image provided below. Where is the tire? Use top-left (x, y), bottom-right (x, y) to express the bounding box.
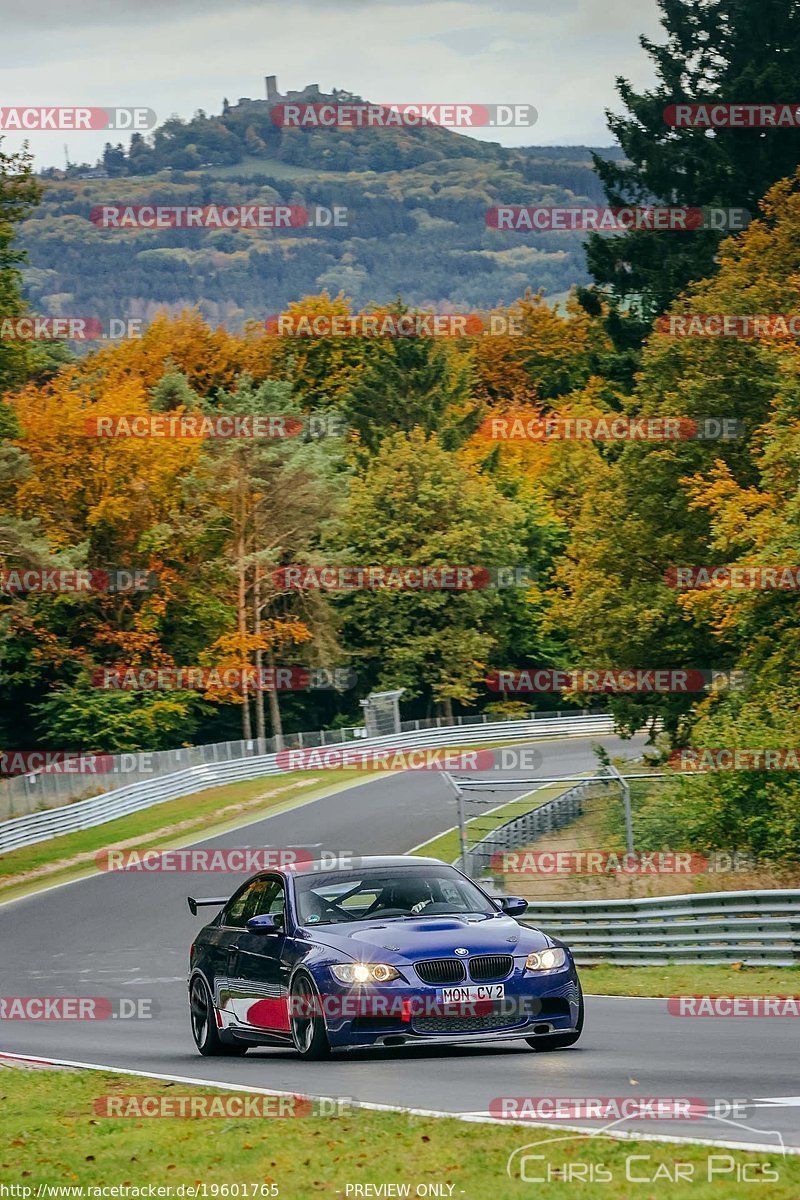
top-left (190, 975), bottom-right (248, 1057)
top-left (289, 972), bottom-right (331, 1061)
top-left (526, 985), bottom-right (584, 1052)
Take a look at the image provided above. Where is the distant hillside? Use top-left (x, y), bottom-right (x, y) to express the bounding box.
top-left (20, 83), bottom-right (620, 326)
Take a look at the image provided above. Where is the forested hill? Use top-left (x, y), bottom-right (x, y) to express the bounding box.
top-left (20, 86), bottom-right (623, 325)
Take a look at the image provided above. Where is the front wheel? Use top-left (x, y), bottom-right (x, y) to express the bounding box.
top-left (190, 975), bottom-right (248, 1056)
top-left (290, 973), bottom-right (331, 1060)
top-left (526, 986), bottom-right (584, 1052)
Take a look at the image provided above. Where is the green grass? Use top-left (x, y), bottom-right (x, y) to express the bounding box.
top-left (580, 964), bottom-right (800, 996)
top-left (1, 1068), bottom-right (796, 1198)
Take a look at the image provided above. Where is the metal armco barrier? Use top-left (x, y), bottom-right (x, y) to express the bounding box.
top-left (523, 890), bottom-right (800, 966)
top-left (0, 708), bottom-right (609, 820)
top-left (0, 713), bottom-right (614, 854)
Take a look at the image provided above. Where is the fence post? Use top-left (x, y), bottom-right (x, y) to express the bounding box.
top-left (442, 772), bottom-right (470, 875)
top-left (604, 763), bottom-right (634, 855)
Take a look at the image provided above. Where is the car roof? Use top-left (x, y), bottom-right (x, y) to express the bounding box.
top-left (283, 854), bottom-right (446, 877)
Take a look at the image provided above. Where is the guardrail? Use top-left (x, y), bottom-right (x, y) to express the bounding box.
top-left (522, 890), bottom-right (800, 966)
top-left (0, 713), bottom-right (614, 855)
top-left (0, 707), bottom-right (608, 821)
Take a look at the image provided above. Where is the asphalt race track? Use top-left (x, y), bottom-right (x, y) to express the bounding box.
top-left (1, 732), bottom-right (798, 1154)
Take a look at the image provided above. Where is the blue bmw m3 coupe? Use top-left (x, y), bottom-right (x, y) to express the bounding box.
top-left (187, 855), bottom-right (583, 1060)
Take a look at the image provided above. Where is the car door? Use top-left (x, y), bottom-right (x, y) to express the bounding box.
top-left (201, 878), bottom-right (262, 1016)
top-left (226, 875), bottom-right (292, 1033)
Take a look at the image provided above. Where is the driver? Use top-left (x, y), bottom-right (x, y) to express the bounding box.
top-left (383, 878), bottom-right (436, 914)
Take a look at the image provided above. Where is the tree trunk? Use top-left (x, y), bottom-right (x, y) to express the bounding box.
top-left (253, 564), bottom-right (266, 750)
top-left (267, 646), bottom-right (284, 750)
top-left (237, 496), bottom-right (252, 742)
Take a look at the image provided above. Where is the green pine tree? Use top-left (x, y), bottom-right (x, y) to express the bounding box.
top-left (586, 0), bottom-right (800, 336)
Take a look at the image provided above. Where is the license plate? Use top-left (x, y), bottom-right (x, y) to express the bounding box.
top-left (437, 984), bottom-right (505, 1004)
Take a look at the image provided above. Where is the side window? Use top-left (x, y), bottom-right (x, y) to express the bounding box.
top-left (223, 881), bottom-right (260, 928)
top-left (224, 879), bottom-right (281, 928)
top-left (251, 879), bottom-right (285, 921)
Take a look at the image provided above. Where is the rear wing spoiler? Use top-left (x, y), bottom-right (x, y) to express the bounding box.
top-left (187, 896), bottom-right (228, 916)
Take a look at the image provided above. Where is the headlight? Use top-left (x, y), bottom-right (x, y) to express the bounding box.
top-left (330, 963), bottom-right (400, 984)
top-left (525, 947), bottom-right (568, 972)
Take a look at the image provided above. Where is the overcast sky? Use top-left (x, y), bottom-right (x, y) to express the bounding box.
top-left (0, 0), bottom-right (663, 169)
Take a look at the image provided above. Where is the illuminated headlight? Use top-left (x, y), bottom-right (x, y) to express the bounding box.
top-left (330, 963), bottom-right (400, 984)
top-left (525, 947), bottom-right (568, 972)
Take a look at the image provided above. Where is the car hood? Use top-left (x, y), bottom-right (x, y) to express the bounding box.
top-left (301, 912), bottom-right (554, 962)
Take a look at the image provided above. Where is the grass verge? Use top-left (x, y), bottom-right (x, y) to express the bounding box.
top-left (580, 964), bottom-right (800, 996)
top-left (1, 1066), bottom-right (796, 1198)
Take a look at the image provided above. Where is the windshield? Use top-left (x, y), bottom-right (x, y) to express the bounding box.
top-left (293, 866), bottom-right (498, 926)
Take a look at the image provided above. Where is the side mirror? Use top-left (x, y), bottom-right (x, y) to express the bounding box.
top-left (246, 913), bottom-right (280, 935)
top-left (500, 896), bottom-right (528, 916)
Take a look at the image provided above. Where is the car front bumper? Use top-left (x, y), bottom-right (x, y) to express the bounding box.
top-left (318, 962), bottom-right (582, 1049)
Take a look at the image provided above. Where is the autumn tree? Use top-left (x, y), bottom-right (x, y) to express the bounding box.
top-left (185, 377), bottom-right (343, 741)
top-left (472, 292), bottom-right (615, 406)
top-left (549, 169), bottom-right (800, 736)
top-left (331, 429), bottom-right (527, 719)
